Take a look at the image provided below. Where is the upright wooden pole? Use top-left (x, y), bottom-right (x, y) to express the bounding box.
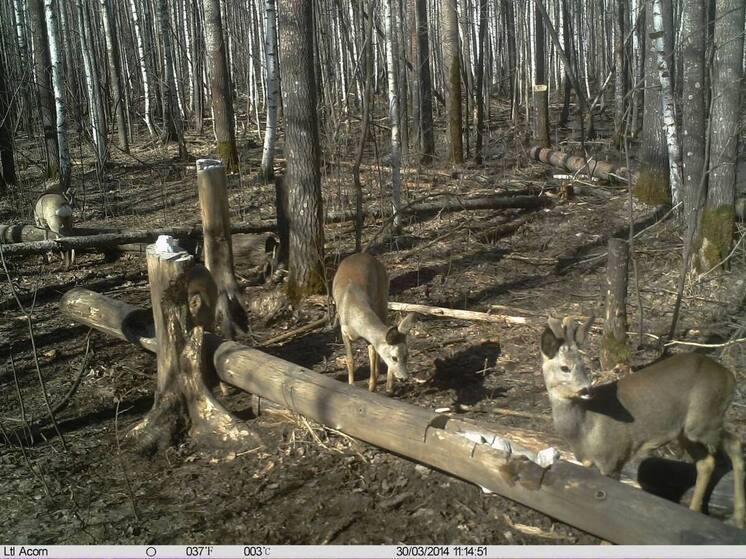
top-left (533, 85), bottom-right (551, 148)
top-left (196, 158), bottom-right (248, 338)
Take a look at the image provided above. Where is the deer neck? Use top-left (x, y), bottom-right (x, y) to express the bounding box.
top-left (549, 395), bottom-right (588, 443)
top-left (344, 290), bottom-right (388, 346)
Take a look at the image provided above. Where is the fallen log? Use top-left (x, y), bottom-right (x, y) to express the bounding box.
top-left (0, 220), bottom-right (277, 258)
top-left (529, 146), bottom-right (635, 184)
top-left (59, 288), bottom-right (746, 544)
top-left (325, 194), bottom-right (549, 224)
top-left (388, 301), bottom-right (531, 325)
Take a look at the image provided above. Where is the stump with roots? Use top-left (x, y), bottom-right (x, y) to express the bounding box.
top-left (126, 243), bottom-right (261, 455)
top-left (196, 158), bottom-right (248, 339)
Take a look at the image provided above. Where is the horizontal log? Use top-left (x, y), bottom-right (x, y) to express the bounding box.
top-left (0, 221), bottom-right (277, 258)
top-left (59, 288), bottom-right (746, 544)
top-left (529, 146), bottom-right (635, 183)
top-left (388, 301), bottom-right (531, 325)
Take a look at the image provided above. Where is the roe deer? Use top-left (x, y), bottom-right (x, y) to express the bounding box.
top-left (34, 189), bottom-right (75, 267)
top-left (540, 316), bottom-right (745, 527)
top-left (333, 253), bottom-right (416, 392)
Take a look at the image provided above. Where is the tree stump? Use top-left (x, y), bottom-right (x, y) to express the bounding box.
top-left (533, 84), bottom-right (551, 148)
top-left (126, 243), bottom-right (261, 455)
top-left (600, 238), bottom-right (631, 371)
top-left (196, 158), bottom-right (248, 338)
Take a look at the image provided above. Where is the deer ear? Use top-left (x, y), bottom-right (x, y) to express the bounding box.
top-left (397, 312), bottom-right (417, 335)
top-left (386, 326), bottom-right (405, 345)
top-left (575, 315), bottom-right (595, 346)
top-left (547, 316), bottom-right (564, 339)
top-left (541, 327), bottom-right (563, 359)
top-left (562, 316), bottom-right (577, 344)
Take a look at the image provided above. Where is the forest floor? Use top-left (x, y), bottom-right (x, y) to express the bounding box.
top-left (2, 101), bottom-right (746, 544)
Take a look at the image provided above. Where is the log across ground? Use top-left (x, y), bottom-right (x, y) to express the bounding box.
top-left (2, 141), bottom-right (746, 545)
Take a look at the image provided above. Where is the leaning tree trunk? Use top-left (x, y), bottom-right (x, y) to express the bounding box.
top-left (635, 0), bottom-right (671, 206)
top-left (0, 41), bottom-right (16, 191)
top-left (260, 0), bottom-right (279, 180)
top-left (441, 0), bottom-right (463, 164)
top-left (384, 0), bottom-right (402, 230)
top-left (158, 0), bottom-right (188, 158)
top-left (28, 0), bottom-right (60, 180)
top-left (129, 0), bottom-right (155, 136)
top-left (695, 0), bottom-right (745, 271)
top-left (203, 0), bottom-right (238, 171)
top-left (100, 0), bottom-right (129, 153)
top-left (278, 0), bottom-right (325, 302)
top-left (680, 0), bottom-right (706, 255)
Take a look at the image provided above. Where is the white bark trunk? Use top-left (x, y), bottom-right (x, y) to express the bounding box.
top-left (77, 0), bottom-right (106, 169)
top-left (384, 0), bottom-right (402, 229)
top-left (129, 0), bottom-right (154, 136)
top-left (260, 0), bottom-right (278, 179)
top-left (651, 0), bottom-right (683, 208)
top-left (44, 0), bottom-right (70, 188)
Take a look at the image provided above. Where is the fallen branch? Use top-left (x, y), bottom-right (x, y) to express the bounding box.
top-left (0, 221), bottom-right (277, 257)
top-left (257, 317), bottom-right (329, 347)
top-left (388, 301), bottom-right (531, 325)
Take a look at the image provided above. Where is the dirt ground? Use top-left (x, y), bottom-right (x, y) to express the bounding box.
top-left (2, 104), bottom-right (746, 545)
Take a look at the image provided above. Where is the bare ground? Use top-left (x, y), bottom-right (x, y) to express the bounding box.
top-left (1, 106), bottom-right (746, 545)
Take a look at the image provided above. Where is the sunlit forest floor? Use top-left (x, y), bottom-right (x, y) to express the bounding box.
top-left (1, 95), bottom-right (745, 543)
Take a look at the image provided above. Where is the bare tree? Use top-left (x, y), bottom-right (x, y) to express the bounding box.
top-left (28, 0), bottom-right (60, 179)
top-left (0, 48), bottom-right (16, 191)
top-left (129, 0), bottom-right (155, 136)
top-left (613, 0), bottom-right (626, 143)
top-left (260, 0), bottom-right (279, 180)
top-left (474, 0), bottom-right (487, 163)
top-left (44, 0), bottom-right (70, 189)
top-left (414, 0), bottom-right (434, 163)
top-left (384, 0), bottom-right (402, 229)
top-left (442, 0), bottom-right (463, 164)
top-left (158, 0), bottom-right (187, 158)
top-left (695, 0), bottom-right (745, 271)
top-left (278, 0), bottom-right (325, 301)
top-left (100, 0), bottom-right (129, 152)
top-left (78, 0), bottom-right (107, 170)
top-left (204, 0), bottom-right (238, 170)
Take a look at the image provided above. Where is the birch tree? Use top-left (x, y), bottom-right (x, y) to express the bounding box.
top-left (384, 0), bottom-right (402, 230)
top-left (129, 0), bottom-right (154, 136)
top-left (29, 0), bottom-right (60, 180)
top-left (278, 0), bottom-right (325, 301)
top-left (204, 0), bottom-right (238, 170)
top-left (78, 0), bottom-right (106, 170)
top-left (44, 0), bottom-right (70, 189)
top-left (100, 0), bottom-right (129, 152)
top-left (158, 0), bottom-right (187, 158)
top-left (695, 0), bottom-right (745, 271)
top-left (260, 0), bottom-right (279, 180)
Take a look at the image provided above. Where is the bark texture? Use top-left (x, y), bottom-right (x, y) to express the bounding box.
top-left (415, 0), bottom-right (435, 163)
top-left (278, 0), bottom-right (326, 302)
top-left (441, 0), bottom-right (463, 164)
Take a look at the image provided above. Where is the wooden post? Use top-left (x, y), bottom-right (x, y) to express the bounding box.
top-left (601, 238), bottom-right (630, 371)
top-left (60, 289), bottom-right (746, 543)
top-left (126, 242), bottom-right (259, 454)
top-left (196, 158), bottom-right (248, 338)
top-left (533, 85), bottom-right (550, 148)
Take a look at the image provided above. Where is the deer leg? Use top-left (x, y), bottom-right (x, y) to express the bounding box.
top-left (342, 335), bottom-right (355, 385)
top-left (367, 345), bottom-right (378, 392)
top-left (689, 451), bottom-right (715, 513)
top-left (723, 431), bottom-right (745, 528)
top-left (385, 365), bottom-right (395, 393)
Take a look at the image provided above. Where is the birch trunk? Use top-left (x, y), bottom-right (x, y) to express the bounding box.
top-left (650, 0), bottom-right (682, 209)
top-left (158, 0), bottom-right (187, 158)
top-left (100, 0), bottom-right (129, 152)
top-left (129, 0), bottom-right (154, 136)
top-left (385, 0), bottom-right (402, 230)
top-left (260, 0), bottom-right (278, 180)
top-left (44, 0), bottom-right (70, 189)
